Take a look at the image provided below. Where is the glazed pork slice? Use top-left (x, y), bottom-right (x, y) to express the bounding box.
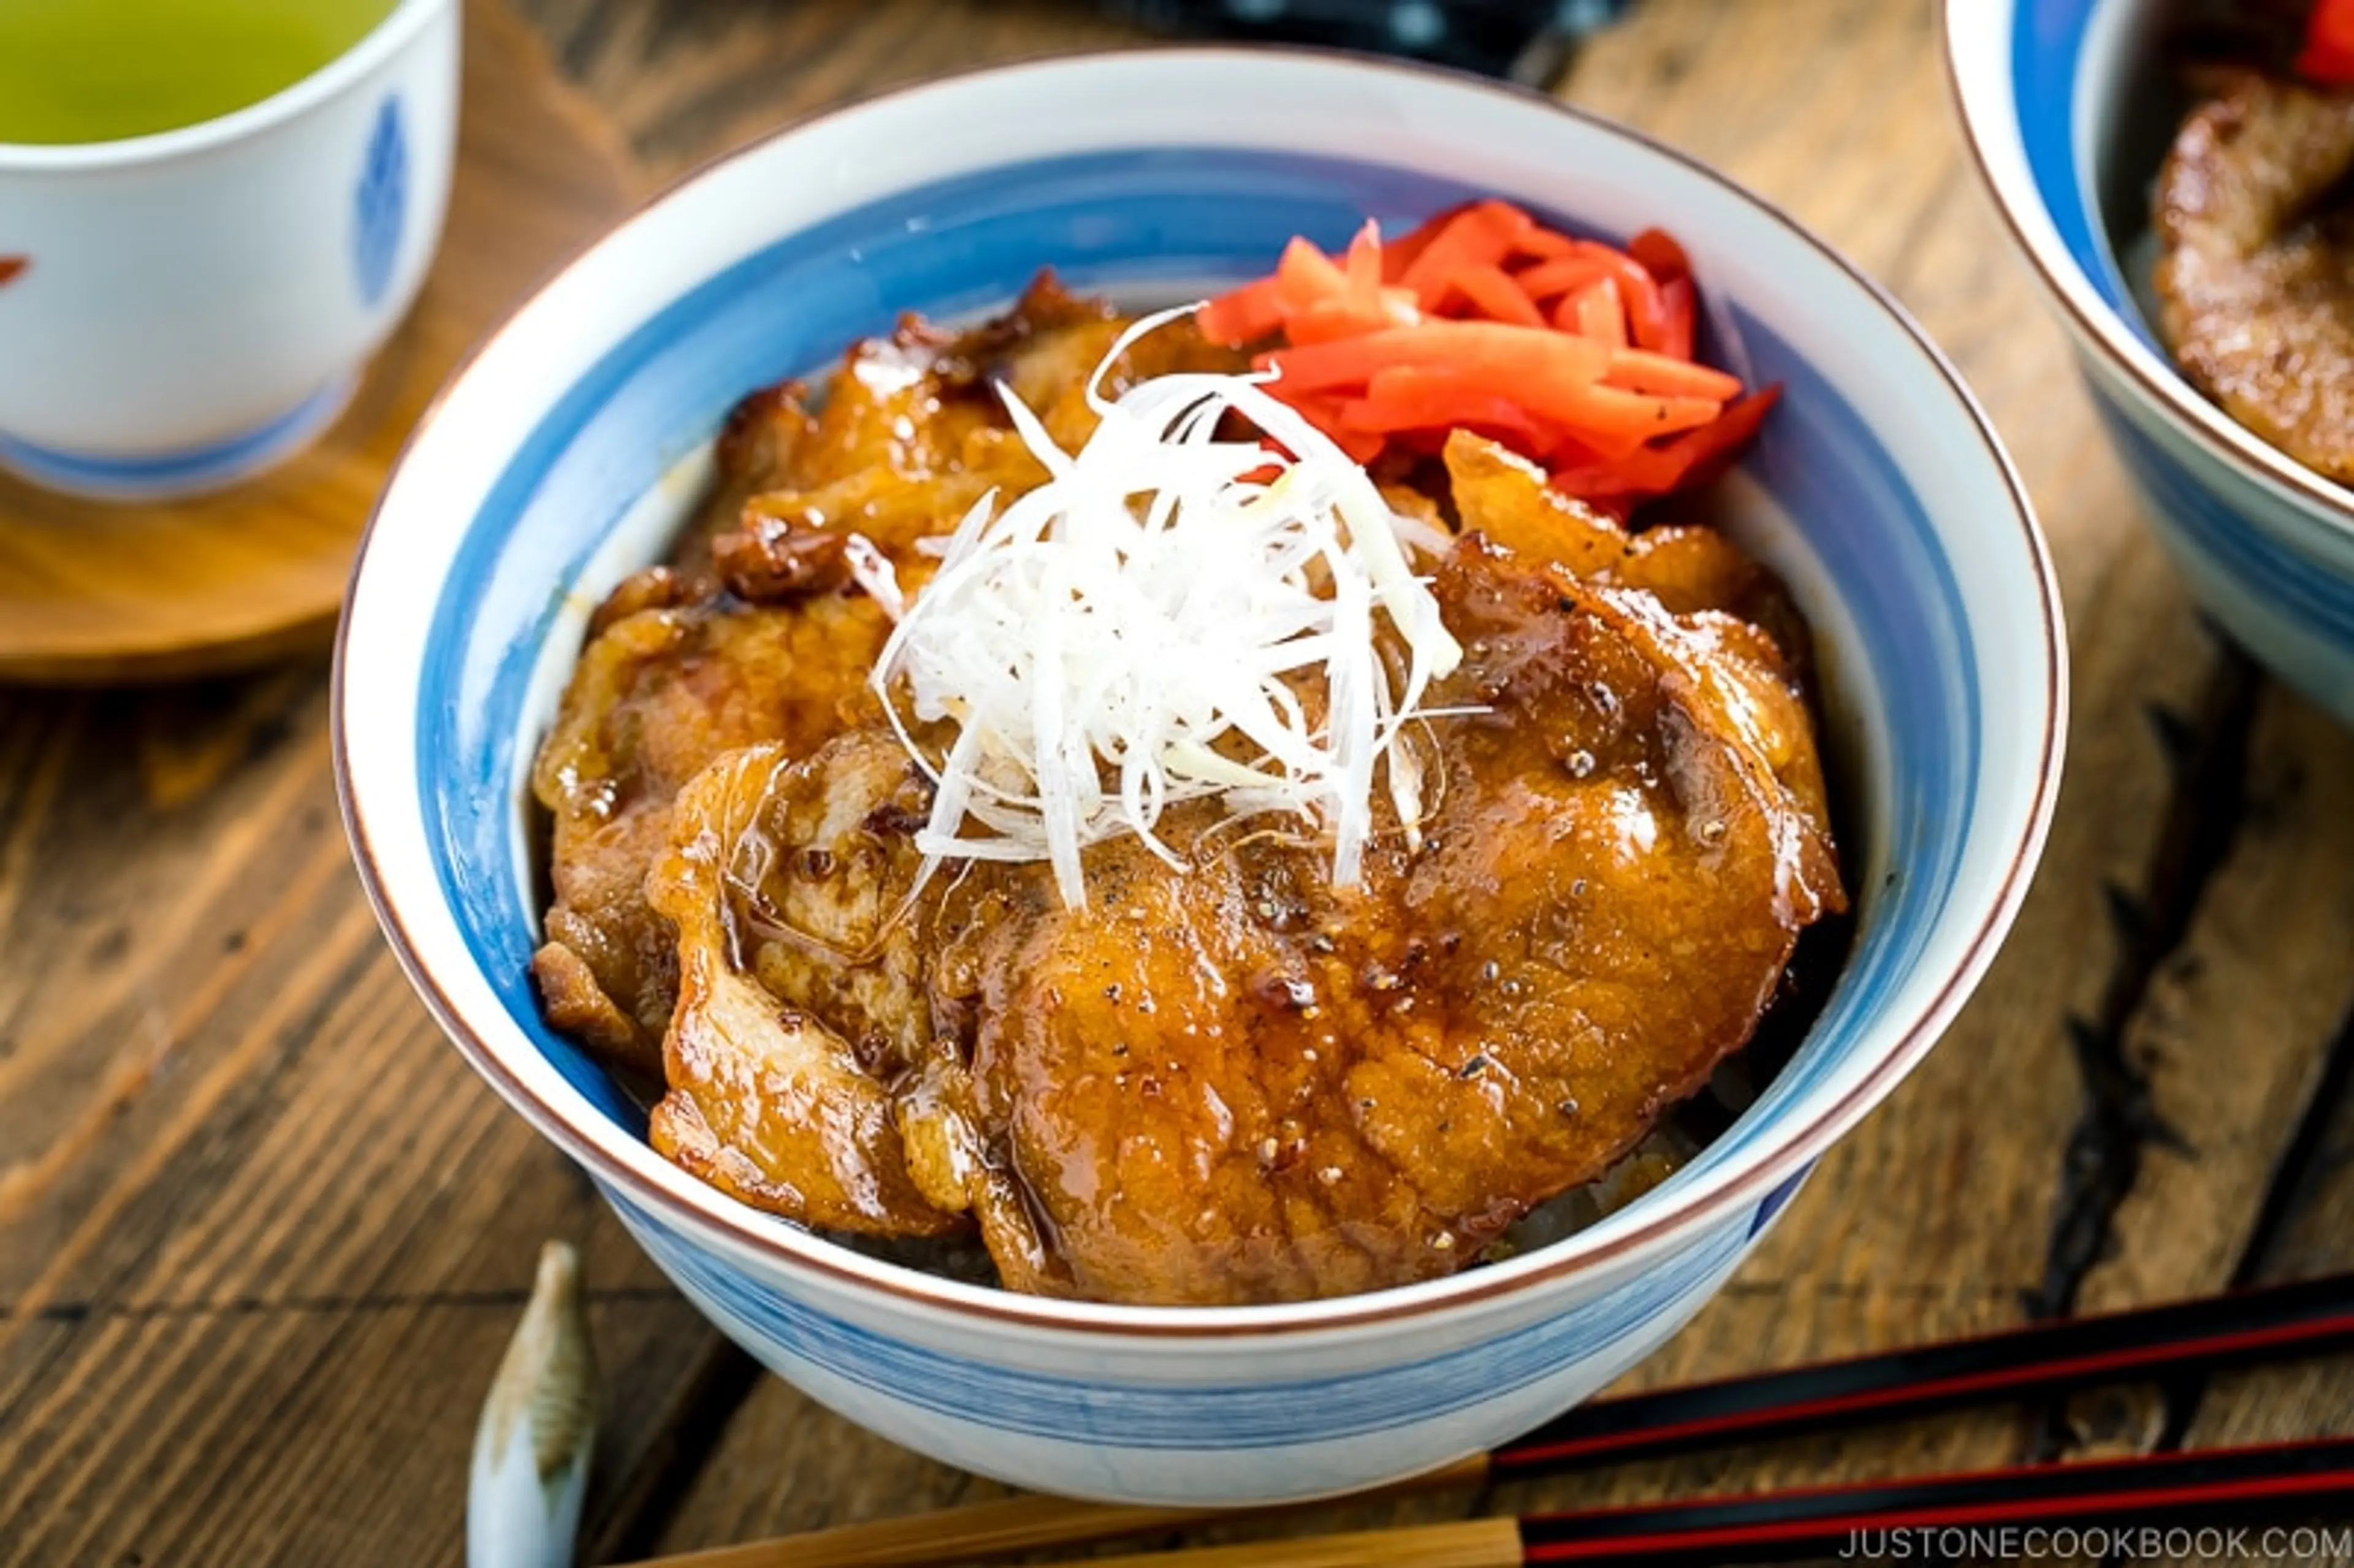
top-left (1443, 430), bottom-right (1778, 617)
top-left (530, 587), bottom-right (895, 1079)
top-left (899, 537), bottom-right (1842, 1304)
top-left (644, 734), bottom-right (959, 1235)
top-left (2156, 70), bottom-right (2354, 481)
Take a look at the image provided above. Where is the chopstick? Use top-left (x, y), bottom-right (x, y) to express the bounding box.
top-left (1065, 1436), bottom-right (2354, 1566)
top-left (619, 1271), bottom-right (2354, 1568)
top-left (1491, 1267), bottom-right (2354, 1475)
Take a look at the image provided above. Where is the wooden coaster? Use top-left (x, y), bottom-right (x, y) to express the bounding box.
top-left (0, 0), bottom-right (642, 684)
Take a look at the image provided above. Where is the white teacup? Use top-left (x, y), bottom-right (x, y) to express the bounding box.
top-left (0, 0), bottom-right (458, 501)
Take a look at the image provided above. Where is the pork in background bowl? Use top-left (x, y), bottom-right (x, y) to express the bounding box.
top-left (1948, 0), bottom-right (2354, 722)
top-left (335, 50), bottom-right (2064, 1506)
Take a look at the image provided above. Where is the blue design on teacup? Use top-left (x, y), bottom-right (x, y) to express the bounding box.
top-left (353, 98), bottom-right (409, 310)
top-left (0, 372), bottom-right (356, 500)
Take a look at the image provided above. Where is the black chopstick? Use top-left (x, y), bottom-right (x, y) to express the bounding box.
top-left (1491, 1270), bottom-right (2354, 1478)
top-left (1516, 1436), bottom-right (2354, 1564)
top-left (1072, 1439), bottom-right (2354, 1566)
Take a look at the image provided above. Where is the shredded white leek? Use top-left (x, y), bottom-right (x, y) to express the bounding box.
top-left (872, 306), bottom-right (1463, 908)
top-left (841, 533), bottom-right (904, 622)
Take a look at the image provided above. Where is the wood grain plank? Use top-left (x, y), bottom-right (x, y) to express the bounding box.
top-left (2155, 1069), bottom-right (2354, 1567)
top-left (512, 0), bottom-right (1146, 180)
top-left (2131, 692), bottom-right (2354, 1568)
top-left (2081, 688), bottom-right (2354, 1317)
top-left (0, 673), bottom-right (722, 1567)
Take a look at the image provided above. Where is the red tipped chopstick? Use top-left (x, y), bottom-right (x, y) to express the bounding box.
top-left (1071, 1437), bottom-right (2354, 1566)
top-left (1491, 1268), bottom-right (2354, 1477)
top-left (621, 1273), bottom-right (2354, 1568)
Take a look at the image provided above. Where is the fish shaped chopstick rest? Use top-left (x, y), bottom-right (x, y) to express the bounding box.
top-left (468, 1241), bottom-right (601, 1568)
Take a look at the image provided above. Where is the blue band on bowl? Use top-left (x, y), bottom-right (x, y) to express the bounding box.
top-left (2094, 390), bottom-right (2354, 641)
top-left (2015, 0), bottom-right (2111, 302)
top-left (615, 1184), bottom-right (1758, 1447)
top-left (2007, 0), bottom-right (2185, 352)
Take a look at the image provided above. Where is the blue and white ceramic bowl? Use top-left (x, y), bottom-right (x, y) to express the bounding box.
top-left (336, 52), bottom-right (2063, 1506)
top-left (1948, 0), bottom-right (2354, 721)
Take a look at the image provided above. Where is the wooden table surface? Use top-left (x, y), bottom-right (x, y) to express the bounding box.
top-left (9, 2), bottom-right (2354, 1564)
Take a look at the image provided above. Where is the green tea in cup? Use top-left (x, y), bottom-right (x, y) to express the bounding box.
top-left (0, 0), bottom-right (400, 146)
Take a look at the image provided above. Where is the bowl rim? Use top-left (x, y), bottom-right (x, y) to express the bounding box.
top-left (1940, 0), bottom-right (2354, 544)
top-left (334, 44), bottom-right (2066, 1339)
